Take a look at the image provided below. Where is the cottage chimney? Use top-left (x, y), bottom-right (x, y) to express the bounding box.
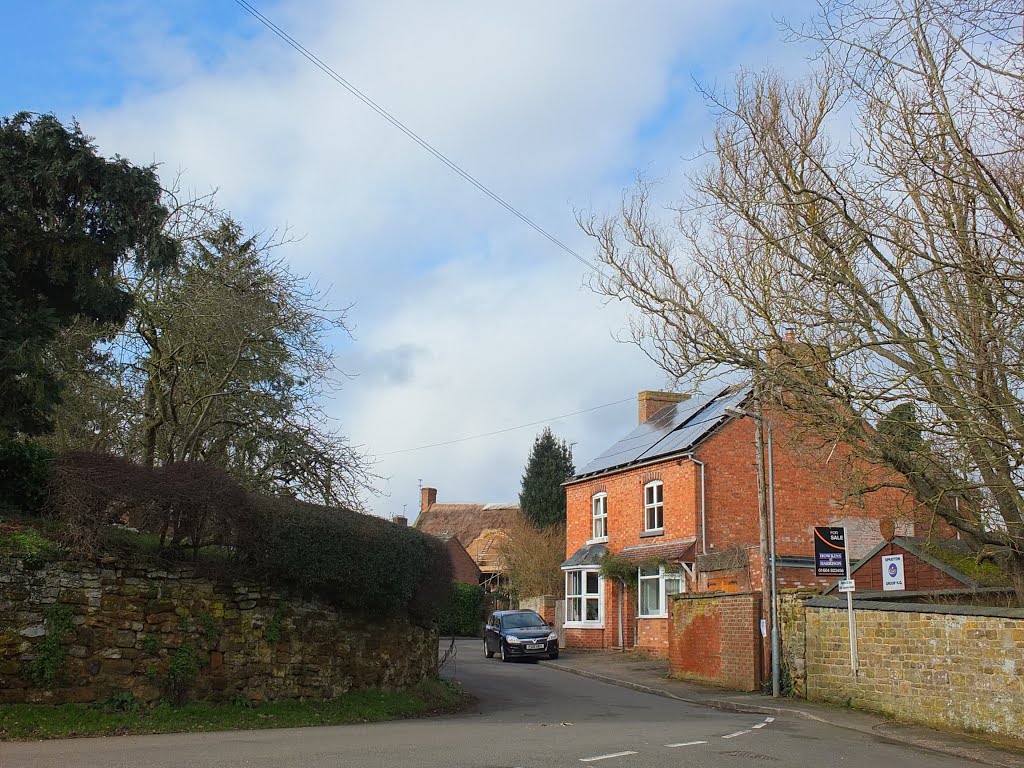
top-left (638, 390), bottom-right (690, 424)
top-left (392, 515), bottom-right (408, 527)
top-left (420, 486), bottom-right (437, 512)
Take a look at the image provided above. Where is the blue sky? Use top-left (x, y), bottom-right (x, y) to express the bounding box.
top-left (4, 1), bottom-right (816, 517)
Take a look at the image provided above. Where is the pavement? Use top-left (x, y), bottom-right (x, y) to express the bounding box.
top-left (539, 648), bottom-right (1024, 768)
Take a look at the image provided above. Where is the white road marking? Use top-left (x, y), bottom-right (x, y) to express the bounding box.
top-left (766, 717), bottom-right (775, 722)
top-left (579, 750), bottom-right (639, 762)
top-left (665, 740), bottom-right (708, 748)
top-left (722, 730), bottom-right (752, 739)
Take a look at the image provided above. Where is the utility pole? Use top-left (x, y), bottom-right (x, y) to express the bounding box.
top-left (727, 401), bottom-right (781, 698)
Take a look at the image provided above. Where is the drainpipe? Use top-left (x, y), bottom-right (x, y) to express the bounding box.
top-left (682, 455), bottom-right (707, 555)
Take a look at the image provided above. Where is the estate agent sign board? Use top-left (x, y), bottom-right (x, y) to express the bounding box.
top-left (814, 526), bottom-right (847, 577)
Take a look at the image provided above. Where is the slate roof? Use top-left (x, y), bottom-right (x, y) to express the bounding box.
top-left (561, 542), bottom-right (608, 569)
top-left (571, 382), bottom-right (752, 482)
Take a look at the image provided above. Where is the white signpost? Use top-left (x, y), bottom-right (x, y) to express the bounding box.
top-left (882, 554), bottom-right (906, 591)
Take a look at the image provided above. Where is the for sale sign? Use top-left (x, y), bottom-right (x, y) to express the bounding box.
top-left (814, 526), bottom-right (847, 577)
top-left (881, 554), bottom-right (905, 591)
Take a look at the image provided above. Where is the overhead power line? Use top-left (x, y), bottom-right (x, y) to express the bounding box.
top-left (375, 397), bottom-right (635, 456)
top-left (233, 0), bottom-right (598, 272)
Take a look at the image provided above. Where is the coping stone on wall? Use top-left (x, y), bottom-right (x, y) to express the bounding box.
top-left (804, 596), bottom-right (1024, 619)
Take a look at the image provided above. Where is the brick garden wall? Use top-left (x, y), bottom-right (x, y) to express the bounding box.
top-left (668, 592), bottom-right (763, 691)
top-left (0, 555), bottom-right (438, 705)
top-left (804, 598), bottom-right (1024, 738)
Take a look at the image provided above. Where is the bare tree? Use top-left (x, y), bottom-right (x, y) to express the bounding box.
top-left (581, 0), bottom-right (1024, 601)
top-left (498, 512), bottom-right (567, 600)
top-left (46, 186), bottom-right (377, 510)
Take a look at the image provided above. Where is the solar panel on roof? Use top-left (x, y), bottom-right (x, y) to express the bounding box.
top-left (648, 385), bottom-right (752, 460)
top-left (575, 384), bottom-right (737, 477)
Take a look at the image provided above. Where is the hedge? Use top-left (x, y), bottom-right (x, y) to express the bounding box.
top-left (46, 451), bottom-right (453, 627)
top-left (250, 498), bottom-right (453, 627)
top-left (437, 583), bottom-right (484, 637)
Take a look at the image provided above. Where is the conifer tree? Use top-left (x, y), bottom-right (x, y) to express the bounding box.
top-left (518, 428), bottom-right (574, 528)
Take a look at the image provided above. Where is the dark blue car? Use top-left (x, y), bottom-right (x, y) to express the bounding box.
top-left (483, 609), bottom-right (559, 662)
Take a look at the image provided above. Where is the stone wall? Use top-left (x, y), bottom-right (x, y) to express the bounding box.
top-left (0, 555), bottom-right (438, 705)
top-left (804, 598), bottom-right (1024, 738)
top-left (777, 589), bottom-right (818, 698)
top-left (668, 591), bottom-right (762, 691)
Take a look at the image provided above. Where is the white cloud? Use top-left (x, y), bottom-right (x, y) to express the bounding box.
top-left (80, 0), bottom-right (817, 517)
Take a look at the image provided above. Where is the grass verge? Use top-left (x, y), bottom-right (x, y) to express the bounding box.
top-left (0, 679), bottom-right (466, 741)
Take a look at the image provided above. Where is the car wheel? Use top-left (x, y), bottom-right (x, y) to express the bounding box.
top-left (500, 642), bottom-right (511, 662)
top-left (548, 651), bottom-right (559, 660)
top-left (484, 639), bottom-right (494, 658)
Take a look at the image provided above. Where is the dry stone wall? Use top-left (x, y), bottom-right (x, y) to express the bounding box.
top-left (0, 555), bottom-right (438, 705)
top-left (804, 598), bottom-right (1024, 739)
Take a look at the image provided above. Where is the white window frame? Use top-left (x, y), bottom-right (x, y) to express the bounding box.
top-left (643, 480), bottom-right (664, 532)
top-left (637, 564), bottom-right (685, 618)
top-left (563, 567), bottom-right (603, 627)
top-left (590, 492), bottom-right (608, 542)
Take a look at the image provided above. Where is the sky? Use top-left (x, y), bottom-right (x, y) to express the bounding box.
top-left (2, 0), bottom-right (817, 520)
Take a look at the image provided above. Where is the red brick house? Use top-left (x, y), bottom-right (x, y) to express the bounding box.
top-left (562, 383), bottom-right (939, 656)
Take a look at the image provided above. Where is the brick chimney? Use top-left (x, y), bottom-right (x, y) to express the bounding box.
top-left (638, 390), bottom-right (690, 424)
top-left (420, 486), bottom-right (437, 512)
top-left (392, 515), bottom-right (408, 527)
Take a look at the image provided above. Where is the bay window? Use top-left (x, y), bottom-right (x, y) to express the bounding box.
top-left (565, 569), bottom-right (602, 625)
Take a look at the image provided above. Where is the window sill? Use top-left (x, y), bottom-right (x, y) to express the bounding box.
top-left (586, 536), bottom-right (609, 545)
top-left (564, 621), bottom-right (604, 629)
top-left (639, 529), bottom-right (664, 539)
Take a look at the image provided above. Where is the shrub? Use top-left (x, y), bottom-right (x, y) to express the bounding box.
top-left (437, 583), bottom-right (484, 637)
top-left (49, 451), bottom-right (155, 557)
top-left (165, 642), bottom-right (203, 705)
top-left (498, 513), bottom-right (566, 599)
top-left (0, 440), bottom-right (54, 515)
top-left (153, 461), bottom-right (255, 556)
top-left (102, 690), bottom-right (139, 713)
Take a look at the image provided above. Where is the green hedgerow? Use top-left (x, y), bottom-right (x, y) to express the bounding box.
top-left (248, 499), bottom-right (452, 627)
top-left (437, 583), bottom-right (484, 637)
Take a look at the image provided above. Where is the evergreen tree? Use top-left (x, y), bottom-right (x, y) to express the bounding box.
top-left (518, 428), bottom-right (575, 528)
top-left (0, 112), bottom-right (177, 438)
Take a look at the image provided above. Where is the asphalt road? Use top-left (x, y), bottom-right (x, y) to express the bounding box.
top-left (1, 638), bottom-right (975, 767)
